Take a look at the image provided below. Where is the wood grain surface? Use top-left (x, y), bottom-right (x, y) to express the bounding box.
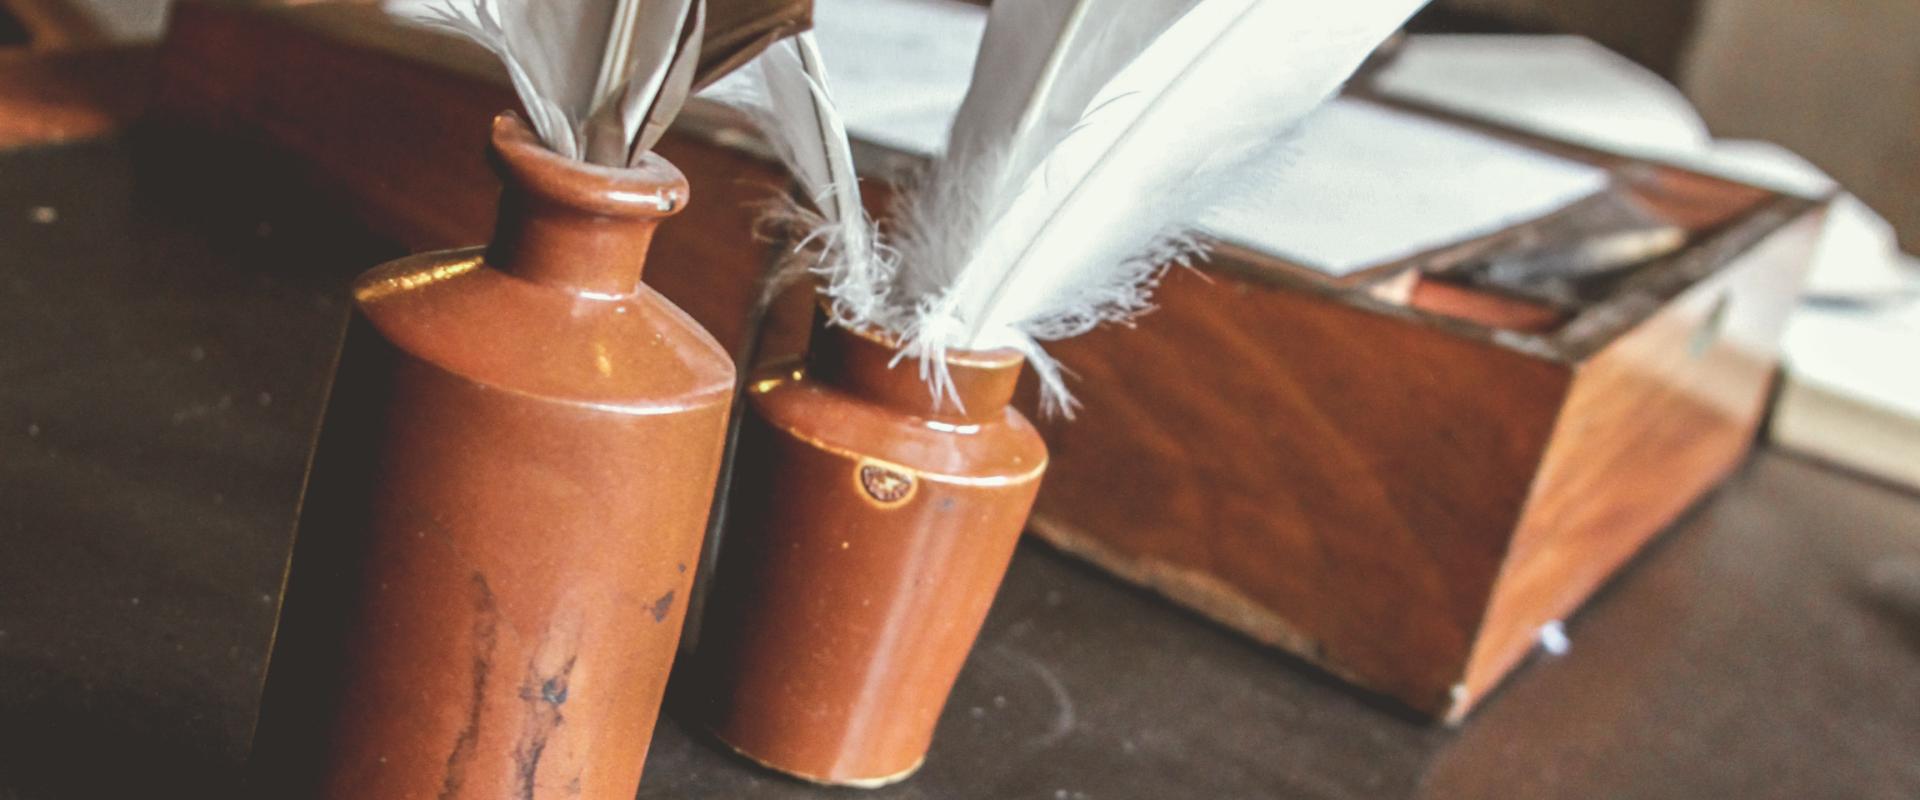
top-left (1458, 204), bottom-right (1823, 718)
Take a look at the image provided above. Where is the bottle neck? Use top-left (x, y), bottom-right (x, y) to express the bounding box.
top-left (484, 113), bottom-right (687, 298)
top-left (804, 308), bottom-right (1024, 424)
top-left (486, 191), bottom-right (666, 297)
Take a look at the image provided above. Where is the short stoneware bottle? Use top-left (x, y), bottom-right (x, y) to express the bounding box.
top-left (695, 308), bottom-right (1048, 787)
top-left (247, 113), bottom-right (734, 799)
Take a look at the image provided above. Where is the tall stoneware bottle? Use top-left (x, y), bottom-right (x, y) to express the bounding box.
top-left (695, 309), bottom-right (1048, 787)
top-left (247, 113), bottom-right (734, 799)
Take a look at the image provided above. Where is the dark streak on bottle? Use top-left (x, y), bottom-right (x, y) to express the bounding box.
top-left (650, 589), bottom-right (676, 622)
top-left (437, 573), bottom-right (499, 800)
top-left (512, 649), bottom-right (579, 799)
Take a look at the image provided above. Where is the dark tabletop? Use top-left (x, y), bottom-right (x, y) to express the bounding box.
top-left (2, 136), bottom-right (1917, 800)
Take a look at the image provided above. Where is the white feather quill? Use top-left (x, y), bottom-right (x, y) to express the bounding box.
top-left (895, 0), bottom-right (1430, 414)
top-left (399, 0), bottom-right (708, 166)
top-left (940, 0), bottom-right (1197, 232)
top-left (949, 0), bottom-right (1199, 164)
top-left (716, 32), bottom-right (889, 324)
top-left (898, 0), bottom-right (1198, 302)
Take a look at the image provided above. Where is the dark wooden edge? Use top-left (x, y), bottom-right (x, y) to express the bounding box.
top-left (0, 0), bottom-right (105, 51)
top-left (1547, 194), bottom-right (1818, 360)
top-left (0, 44), bottom-right (153, 151)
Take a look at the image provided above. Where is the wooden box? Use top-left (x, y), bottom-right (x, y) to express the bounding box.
top-left (139, 4), bottom-right (1825, 721)
top-left (1021, 152), bottom-right (1823, 720)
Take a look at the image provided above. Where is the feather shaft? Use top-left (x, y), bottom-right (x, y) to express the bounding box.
top-left (398, 0), bottom-right (736, 166)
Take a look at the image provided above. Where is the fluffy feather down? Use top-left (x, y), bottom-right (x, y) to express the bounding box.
top-left (713, 33), bottom-right (895, 327)
top-left (894, 0), bottom-right (1430, 415)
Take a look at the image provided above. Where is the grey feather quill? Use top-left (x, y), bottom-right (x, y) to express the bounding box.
top-left (713, 32), bottom-right (889, 325)
top-left (401, 0), bottom-right (709, 167)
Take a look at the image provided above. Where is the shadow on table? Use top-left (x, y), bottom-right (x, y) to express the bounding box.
top-left (0, 128), bottom-right (399, 799)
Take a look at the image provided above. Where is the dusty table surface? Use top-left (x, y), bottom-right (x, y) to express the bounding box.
top-left (2, 136), bottom-right (1917, 800)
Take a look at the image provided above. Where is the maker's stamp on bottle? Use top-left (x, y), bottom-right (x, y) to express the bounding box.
top-left (857, 461), bottom-right (916, 507)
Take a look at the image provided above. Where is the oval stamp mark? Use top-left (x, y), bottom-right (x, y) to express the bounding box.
top-left (857, 461), bottom-right (916, 507)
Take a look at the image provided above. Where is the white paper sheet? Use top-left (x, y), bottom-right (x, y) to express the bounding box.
top-left (1194, 100), bottom-right (1609, 274)
top-left (1371, 34), bottom-right (1715, 159)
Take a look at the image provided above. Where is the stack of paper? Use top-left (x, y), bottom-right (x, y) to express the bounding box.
top-left (1773, 288), bottom-right (1920, 489)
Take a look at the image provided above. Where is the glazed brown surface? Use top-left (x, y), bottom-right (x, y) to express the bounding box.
top-left (694, 315), bottom-right (1047, 786)
top-left (246, 115), bottom-right (735, 798)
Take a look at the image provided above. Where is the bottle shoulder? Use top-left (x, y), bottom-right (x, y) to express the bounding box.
top-left (352, 248), bottom-right (735, 412)
top-left (747, 363), bottom-right (1048, 484)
